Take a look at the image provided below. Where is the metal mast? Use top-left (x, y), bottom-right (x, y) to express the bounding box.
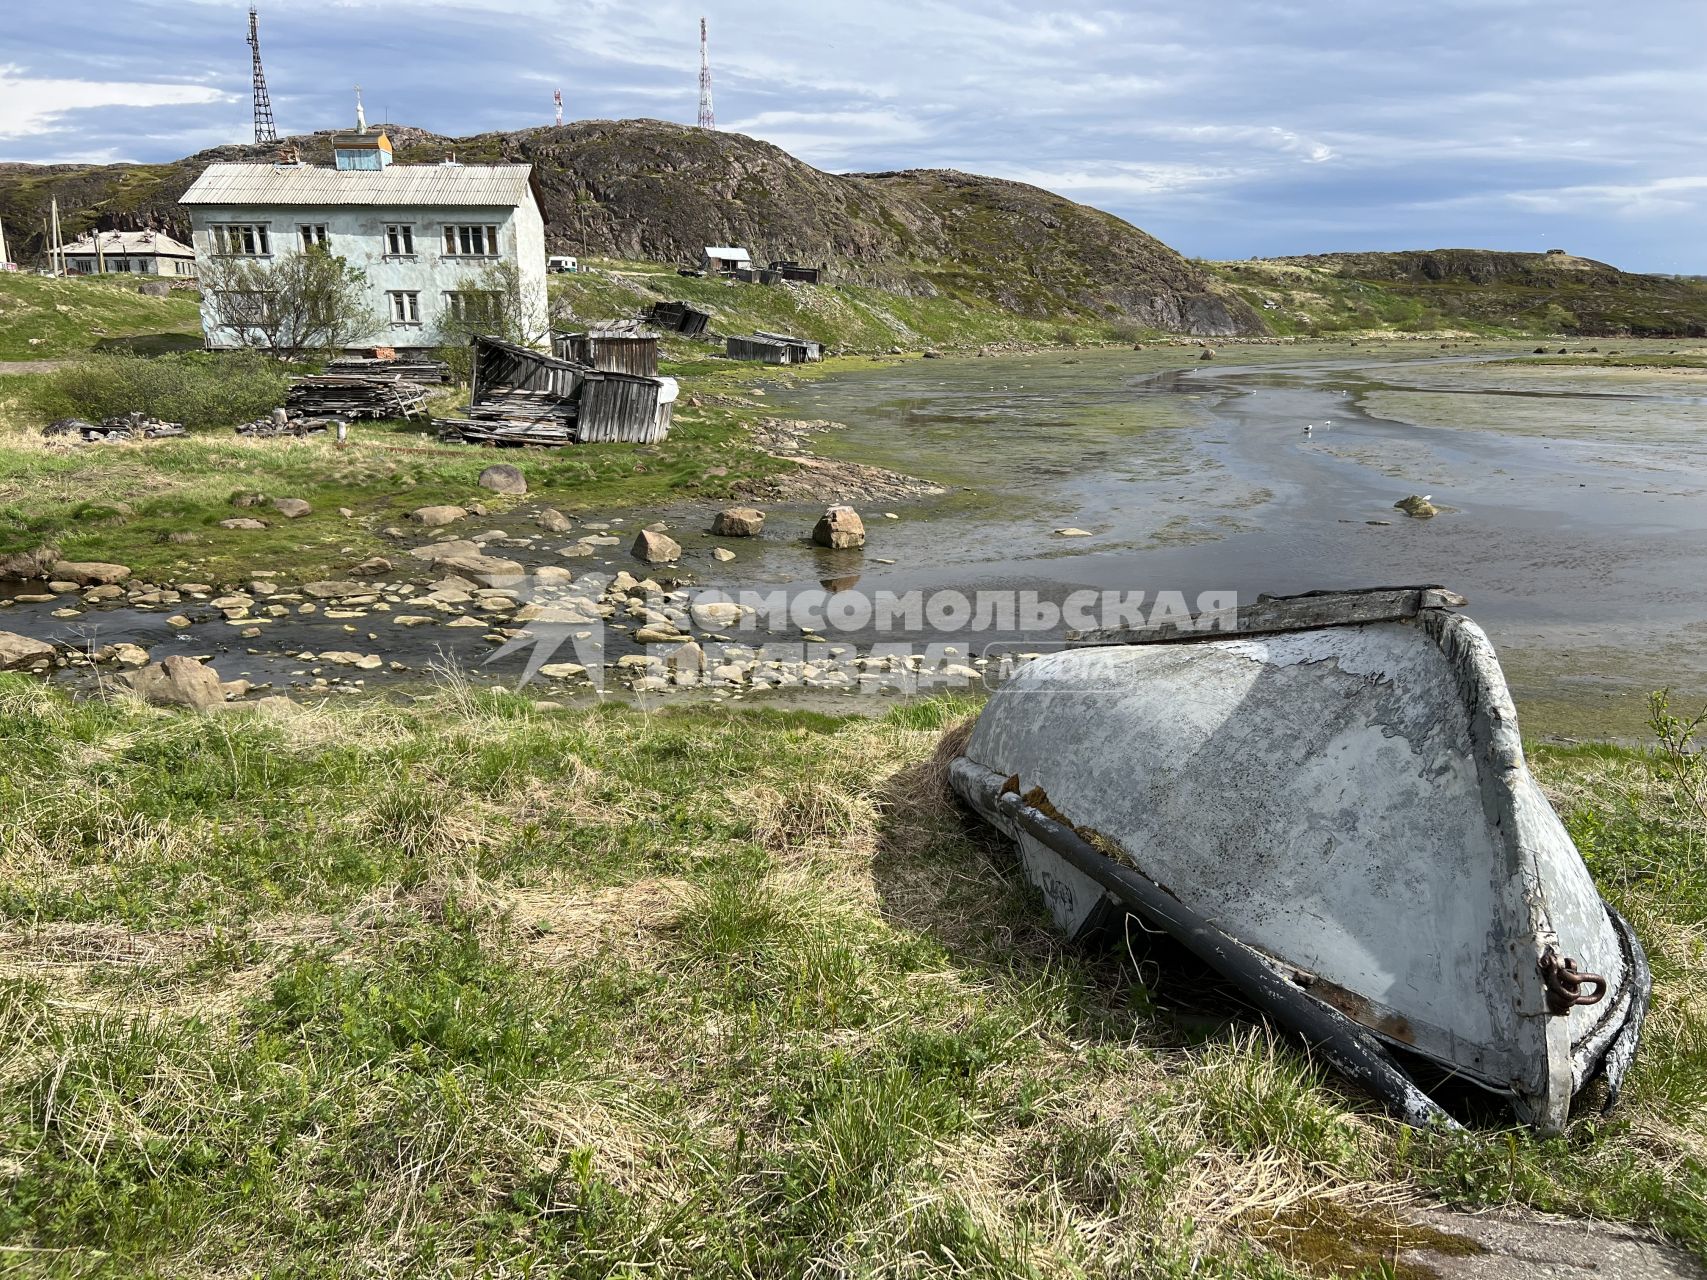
top-left (248, 7), bottom-right (278, 145)
top-left (697, 18), bottom-right (715, 130)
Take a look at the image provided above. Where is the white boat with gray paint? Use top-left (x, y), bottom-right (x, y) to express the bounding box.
top-left (948, 586), bottom-right (1648, 1131)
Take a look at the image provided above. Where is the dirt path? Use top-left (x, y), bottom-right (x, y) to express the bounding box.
top-left (0, 359), bottom-right (71, 375)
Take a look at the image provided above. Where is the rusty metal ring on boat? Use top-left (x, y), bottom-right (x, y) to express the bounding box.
top-left (1540, 948), bottom-right (1609, 1015)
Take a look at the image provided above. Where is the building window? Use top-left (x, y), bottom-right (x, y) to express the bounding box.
top-left (112, 259), bottom-right (133, 273)
top-left (443, 224), bottom-right (499, 257)
top-left (175, 260), bottom-right (195, 276)
top-left (299, 224), bottom-right (330, 250)
top-left (384, 224), bottom-right (416, 257)
top-left (387, 291), bottom-right (422, 326)
top-left (443, 291), bottom-right (500, 323)
top-left (210, 224), bottom-right (271, 257)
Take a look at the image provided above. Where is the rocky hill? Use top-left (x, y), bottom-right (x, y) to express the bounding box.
top-left (1213, 249), bottom-right (1707, 337)
top-left (0, 119), bottom-right (1258, 337)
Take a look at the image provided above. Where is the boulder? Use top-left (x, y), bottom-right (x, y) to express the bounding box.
top-left (1053, 527), bottom-right (1092, 538)
top-left (354, 557), bottom-right (393, 575)
top-left (410, 505), bottom-right (468, 527)
top-left (712, 506), bottom-right (765, 538)
top-left (301, 580), bottom-right (366, 599)
top-left (136, 280), bottom-right (172, 297)
top-left (1395, 495), bottom-right (1438, 519)
top-left (0, 545), bottom-right (61, 581)
top-left (272, 498), bottom-right (312, 519)
top-left (812, 506), bottom-right (865, 550)
top-left (0, 631), bottom-right (55, 670)
top-left (478, 464), bottom-right (527, 495)
top-left (537, 507), bottom-right (572, 533)
top-left (1199, 349), bottom-right (1215, 361)
top-left (219, 518), bottom-right (268, 531)
top-left (433, 554), bottom-right (526, 589)
top-left (126, 655), bottom-right (225, 711)
top-left (632, 529), bottom-right (682, 564)
top-left (49, 561), bottom-right (130, 587)
top-left (409, 539), bottom-right (482, 563)
top-left (691, 600), bottom-right (745, 630)
top-left (712, 547), bottom-right (736, 562)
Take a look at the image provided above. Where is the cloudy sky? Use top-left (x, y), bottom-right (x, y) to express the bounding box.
top-left (4, 0), bottom-right (1703, 270)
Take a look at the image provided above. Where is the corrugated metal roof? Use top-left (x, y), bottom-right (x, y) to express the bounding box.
top-left (180, 163), bottom-right (536, 208)
top-left (704, 246), bottom-right (751, 260)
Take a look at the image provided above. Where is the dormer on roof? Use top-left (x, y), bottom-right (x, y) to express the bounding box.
top-left (334, 87), bottom-right (392, 171)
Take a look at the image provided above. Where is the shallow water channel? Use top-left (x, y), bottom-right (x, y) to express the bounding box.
top-left (5, 343), bottom-right (1704, 736)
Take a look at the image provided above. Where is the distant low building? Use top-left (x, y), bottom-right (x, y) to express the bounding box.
top-left (62, 229), bottom-right (197, 278)
top-left (702, 245), bottom-right (751, 274)
top-left (178, 134), bottom-right (549, 351)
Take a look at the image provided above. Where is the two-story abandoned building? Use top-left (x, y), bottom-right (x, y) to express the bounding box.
top-left (178, 127), bottom-right (548, 352)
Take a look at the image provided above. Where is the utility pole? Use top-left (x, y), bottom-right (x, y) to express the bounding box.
top-left (96, 228), bottom-right (106, 274)
top-left (49, 198), bottom-right (62, 276)
top-left (249, 7), bottom-right (279, 145)
top-left (697, 18), bottom-right (716, 130)
top-left (0, 215), bottom-right (9, 267)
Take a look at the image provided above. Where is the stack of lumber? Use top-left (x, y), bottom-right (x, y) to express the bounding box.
top-left (234, 412), bottom-right (330, 438)
top-left (325, 355), bottom-right (452, 384)
top-left (286, 374), bottom-right (432, 420)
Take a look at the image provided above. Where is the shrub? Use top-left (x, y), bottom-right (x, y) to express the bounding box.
top-left (27, 350), bottom-right (291, 430)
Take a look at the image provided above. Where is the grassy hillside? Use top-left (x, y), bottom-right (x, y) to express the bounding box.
top-left (552, 259), bottom-right (1139, 352)
top-left (0, 683), bottom-right (1700, 1276)
top-left (1211, 250), bottom-right (1707, 338)
top-left (0, 273), bottom-right (202, 361)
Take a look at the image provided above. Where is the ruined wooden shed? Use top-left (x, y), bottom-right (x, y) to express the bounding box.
top-left (577, 371), bottom-right (678, 444)
top-left (754, 330), bottom-right (823, 362)
top-left (553, 327), bottom-right (660, 378)
top-left (472, 335), bottom-right (582, 401)
top-left (702, 246), bottom-right (752, 274)
top-left (726, 335), bottom-right (792, 364)
top-left (769, 260), bottom-right (823, 284)
top-left (647, 300), bottom-right (712, 338)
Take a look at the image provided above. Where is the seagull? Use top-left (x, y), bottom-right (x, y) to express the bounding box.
top-left (1303, 423), bottom-right (1314, 435)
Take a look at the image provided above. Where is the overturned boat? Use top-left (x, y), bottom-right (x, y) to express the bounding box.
top-left (949, 587), bottom-right (1648, 1131)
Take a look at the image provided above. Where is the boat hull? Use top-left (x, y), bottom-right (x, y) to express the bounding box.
top-left (950, 605), bottom-right (1648, 1130)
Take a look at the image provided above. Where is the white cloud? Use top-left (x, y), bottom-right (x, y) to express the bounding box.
top-left (0, 65), bottom-right (228, 139)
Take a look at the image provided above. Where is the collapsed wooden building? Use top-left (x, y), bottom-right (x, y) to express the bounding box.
top-left (435, 335), bottom-right (676, 447)
top-left (769, 260), bottom-right (824, 284)
top-left (646, 300), bottom-right (712, 338)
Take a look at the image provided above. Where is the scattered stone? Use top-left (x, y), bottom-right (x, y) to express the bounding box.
top-left (220, 518), bottom-right (269, 530)
top-left (813, 506), bottom-right (865, 549)
top-left (272, 498), bottom-right (312, 519)
top-left (433, 554), bottom-right (526, 589)
top-left (410, 505), bottom-right (468, 527)
top-left (691, 601), bottom-right (744, 630)
top-left (633, 529), bottom-right (682, 564)
top-left (478, 464), bottom-right (528, 495)
top-left (166, 532), bottom-right (199, 545)
top-left (94, 642), bottom-right (150, 668)
top-left (354, 557), bottom-right (393, 575)
top-left (165, 614), bottom-right (193, 628)
top-left (533, 566), bottom-right (575, 586)
top-left (1053, 527), bottom-right (1092, 538)
top-left (712, 506), bottom-right (765, 538)
top-left (302, 580), bottom-right (367, 599)
top-left (410, 539), bottom-right (481, 563)
top-left (393, 615), bottom-right (435, 627)
top-left (222, 679), bottom-right (253, 701)
top-left (1395, 495), bottom-right (1438, 519)
top-left (0, 631), bottom-right (55, 670)
top-left (538, 662), bottom-right (587, 679)
top-left (1199, 349), bottom-right (1215, 361)
top-left (537, 507), bottom-right (572, 533)
top-left (712, 547), bottom-right (736, 562)
top-left (126, 655), bottom-right (225, 711)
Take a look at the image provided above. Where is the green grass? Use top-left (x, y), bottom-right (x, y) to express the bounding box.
top-left (0, 273), bottom-right (203, 361)
top-left (0, 681), bottom-right (1700, 1276)
top-left (554, 259), bottom-right (1160, 354)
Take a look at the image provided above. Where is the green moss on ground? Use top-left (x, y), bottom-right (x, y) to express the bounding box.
top-left (0, 273), bottom-right (203, 361)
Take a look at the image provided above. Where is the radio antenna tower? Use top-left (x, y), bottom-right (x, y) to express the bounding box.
top-left (248, 7), bottom-right (278, 145)
top-left (554, 89), bottom-right (564, 127)
top-left (697, 18), bottom-right (716, 130)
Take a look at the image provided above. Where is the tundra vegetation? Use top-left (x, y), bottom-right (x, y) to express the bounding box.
top-left (0, 683), bottom-right (1700, 1277)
